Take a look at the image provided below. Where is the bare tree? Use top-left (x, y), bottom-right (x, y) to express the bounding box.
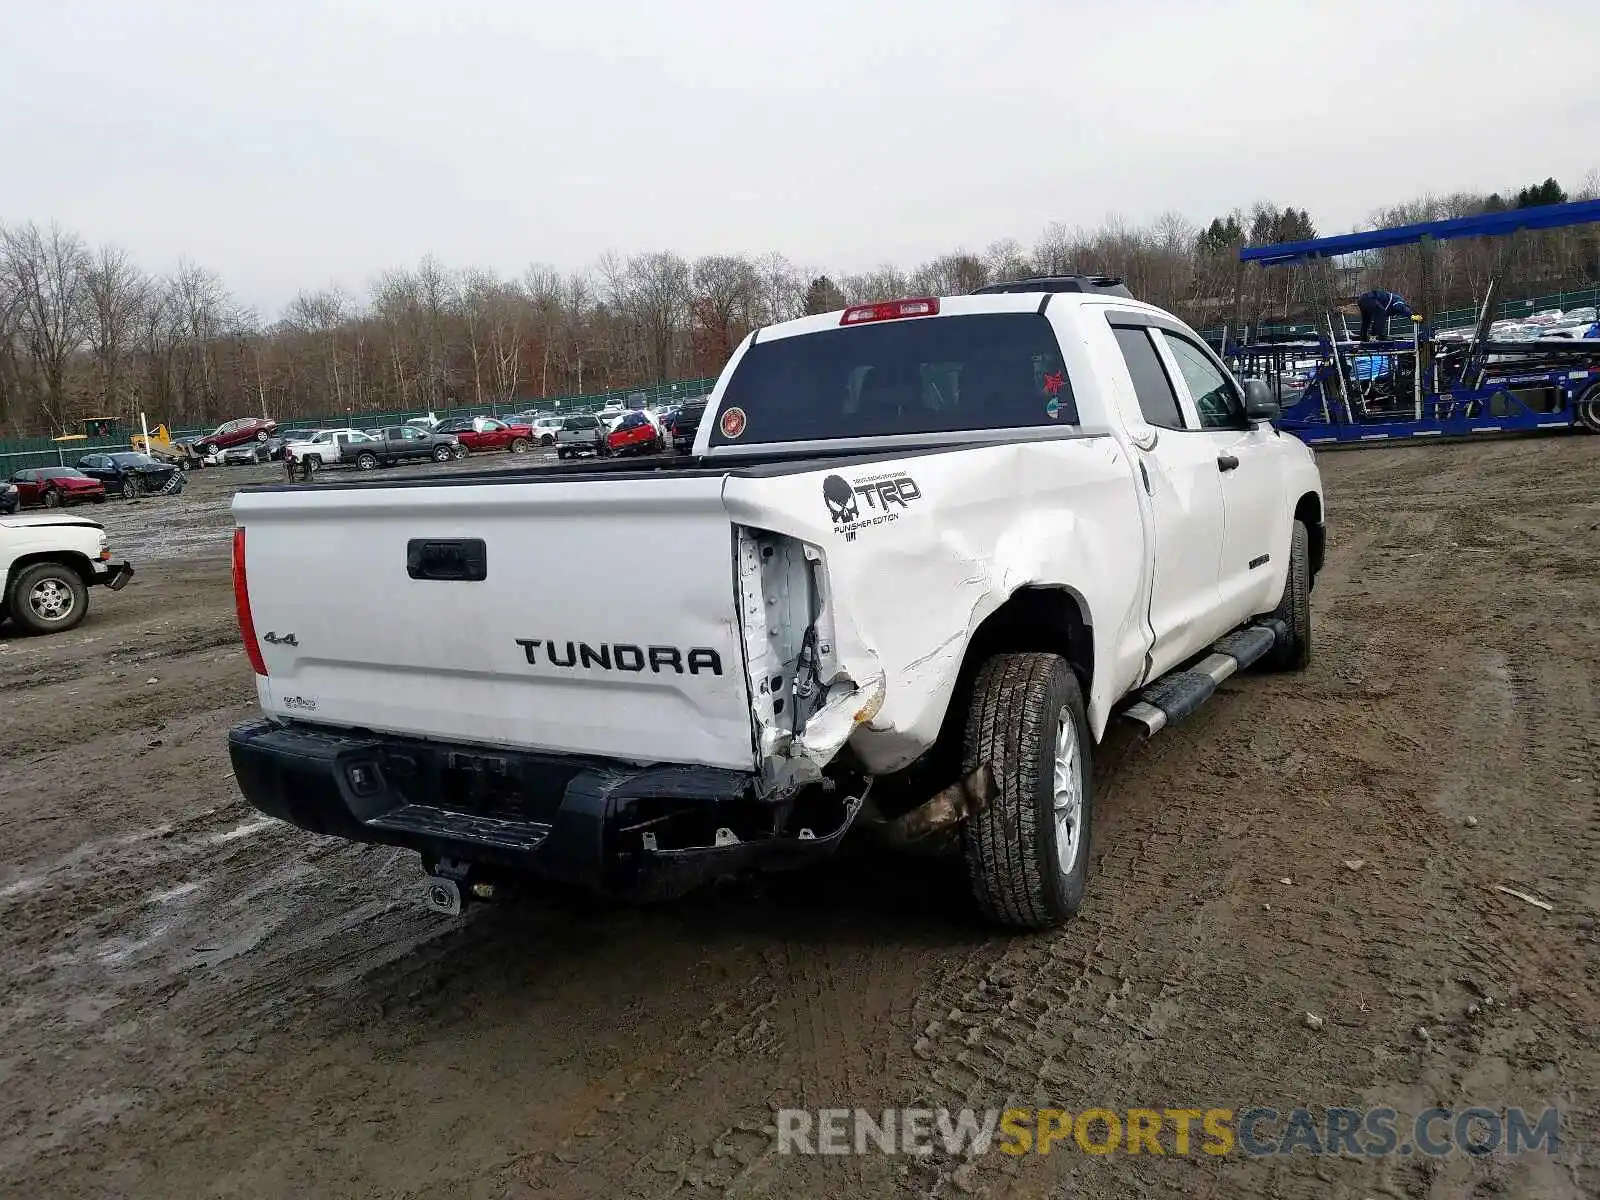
top-left (1, 222), bottom-right (88, 432)
top-left (690, 254), bottom-right (758, 372)
top-left (80, 244), bottom-right (149, 424)
top-left (284, 287), bottom-right (351, 412)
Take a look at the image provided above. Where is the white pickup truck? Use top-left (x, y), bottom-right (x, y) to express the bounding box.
top-left (227, 277), bottom-right (1325, 928)
top-left (286, 428), bottom-right (373, 472)
top-left (2, 512), bottom-right (134, 634)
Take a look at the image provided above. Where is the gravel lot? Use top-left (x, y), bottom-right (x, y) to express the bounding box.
top-left (1, 437), bottom-right (1596, 1198)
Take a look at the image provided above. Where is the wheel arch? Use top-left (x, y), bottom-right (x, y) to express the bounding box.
top-left (1294, 491), bottom-right (1325, 582)
top-left (5, 550), bottom-right (97, 599)
top-left (933, 584), bottom-right (1095, 758)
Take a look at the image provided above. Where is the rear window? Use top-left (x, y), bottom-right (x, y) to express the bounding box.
top-left (708, 314), bottom-right (1075, 447)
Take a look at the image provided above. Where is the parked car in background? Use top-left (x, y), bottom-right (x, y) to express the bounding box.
top-left (529, 416), bottom-right (562, 446)
top-left (8, 468), bottom-right (107, 508)
top-left (554, 414), bottom-right (606, 459)
top-left (341, 426), bottom-right (460, 470)
top-left (75, 452), bottom-right (185, 498)
top-left (288, 428), bottom-right (374, 472)
top-left (432, 416), bottom-right (535, 454)
top-left (604, 410), bottom-right (664, 456)
top-left (222, 443), bottom-right (270, 465)
top-left (1, 510), bottom-right (133, 634)
top-left (404, 415), bottom-right (440, 432)
top-left (194, 417), bottom-right (277, 456)
top-left (669, 398), bottom-right (707, 452)
top-left (0, 482), bottom-right (17, 515)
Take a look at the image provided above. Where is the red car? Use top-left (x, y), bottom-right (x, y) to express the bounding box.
top-left (9, 467), bottom-right (107, 508)
top-left (604, 411), bottom-right (664, 456)
top-left (194, 416), bottom-right (277, 456)
top-left (432, 416), bottom-right (534, 454)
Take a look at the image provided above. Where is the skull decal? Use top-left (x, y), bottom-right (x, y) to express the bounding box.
top-left (822, 474), bottom-right (858, 524)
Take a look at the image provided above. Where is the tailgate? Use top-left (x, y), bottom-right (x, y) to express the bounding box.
top-left (233, 475), bottom-right (755, 770)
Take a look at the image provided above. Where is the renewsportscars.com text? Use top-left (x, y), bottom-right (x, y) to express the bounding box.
top-left (775, 1106), bottom-right (1561, 1158)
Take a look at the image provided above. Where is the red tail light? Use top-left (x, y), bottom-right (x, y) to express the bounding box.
top-left (232, 528), bottom-right (268, 676)
top-left (840, 297), bottom-right (940, 325)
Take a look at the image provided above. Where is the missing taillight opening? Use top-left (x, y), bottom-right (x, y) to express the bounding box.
top-left (232, 528), bottom-right (269, 676)
top-left (840, 297), bottom-right (940, 326)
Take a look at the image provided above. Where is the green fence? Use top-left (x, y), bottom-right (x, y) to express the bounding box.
top-left (0, 375), bottom-right (721, 473)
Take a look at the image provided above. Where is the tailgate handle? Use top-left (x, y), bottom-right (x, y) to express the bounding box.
top-left (407, 538), bottom-right (487, 582)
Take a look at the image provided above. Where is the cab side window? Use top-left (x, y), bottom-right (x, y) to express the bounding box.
top-left (1111, 325), bottom-right (1185, 430)
top-left (1161, 334), bottom-right (1244, 429)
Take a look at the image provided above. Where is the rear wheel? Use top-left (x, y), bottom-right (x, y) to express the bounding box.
top-left (961, 652), bottom-right (1093, 929)
top-left (123, 475), bottom-right (143, 500)
top-left (355, 451), bottom-right (379, 471)
top-left (43, 487), bottom-right (61, 509)
top-left (1262, 519), bottom-right (1312, 670)
top-left (1577, 384), bottom-right (1600, 434)
top-left (304, 455), bottom-right (322, 475)
top-left (433, 445), bottom-right (453, 462)
top-left (509, 437), bottom-right (529, 454)
top-left (540, 434), bottom-right (555, 446)
top-left (7, 562), bottom-right (89, 635)
top-left (255, 429), bottom-right (269, 442)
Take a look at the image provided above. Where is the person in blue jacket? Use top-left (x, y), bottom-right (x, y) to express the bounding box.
top-left (1357, 289), bottom-right (1413, 341)
top-left (1584, 319), bottom-right (1600, 339)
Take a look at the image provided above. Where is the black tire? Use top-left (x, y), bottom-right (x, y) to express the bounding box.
top-left (509, 437), bottom-right (529, 454)
top-left (961, 652), bottom-right (1093, 929)
top-left (355, 451), bottom-right (379, 471)
top-left (123, 475), bottom-right (143, 500)
top-left (540, 434), bottom-right (555, 447)
top-left (255, 429), bottom-right (269, 442)
top-left (1262, 519), bottom-right (1312, 670)
top-left (452, 444), bottom-right (469, 460)
top-left (43, 487), bottom-right (61, 509)
top-left (1577, 384), bottom-right (1600, 434)
top-left (201, 443), bottom-right (217, 457)
top-left (433, 445), bottom-right (453, 462)
top-left (7, 562), bottom-right (89, 635)
top-left (305, 455), bottom-right (322, 475)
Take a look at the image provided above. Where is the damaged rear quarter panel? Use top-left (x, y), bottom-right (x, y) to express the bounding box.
top-left (720, 437), bottom-right (1148, 776)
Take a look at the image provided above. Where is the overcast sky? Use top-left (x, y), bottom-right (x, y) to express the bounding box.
top-left (4, 0), bottom-right (1596, 312)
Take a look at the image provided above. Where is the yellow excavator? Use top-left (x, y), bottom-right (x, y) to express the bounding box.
top-left (129, 423), bottom-right (206, 468)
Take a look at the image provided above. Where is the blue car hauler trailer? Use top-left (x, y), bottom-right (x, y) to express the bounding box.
top-left (1232, 198), bottom-right (1600, 445)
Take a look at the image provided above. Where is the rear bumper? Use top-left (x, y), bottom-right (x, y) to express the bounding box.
top-left (227, 719), bottom-right (858, 899)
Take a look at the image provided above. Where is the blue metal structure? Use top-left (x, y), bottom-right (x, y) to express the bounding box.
top-left (1239, 198), bottom-right (1600, 265)
top-left (1236, 200), bottom-right (1600, 444)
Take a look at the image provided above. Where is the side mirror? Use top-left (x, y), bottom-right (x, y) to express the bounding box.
top-left (1243, 378), bottom-right (1280, 420)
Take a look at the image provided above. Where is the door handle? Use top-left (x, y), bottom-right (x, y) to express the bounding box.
top-left (1217, 454), bottom-right (1240, 472)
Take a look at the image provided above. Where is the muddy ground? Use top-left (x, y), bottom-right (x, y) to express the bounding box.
top-left (1, 438), bottom-right (1596, 1198)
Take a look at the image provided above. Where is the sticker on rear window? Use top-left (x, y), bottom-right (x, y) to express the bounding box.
top-left (719, 407), bottom-right (747, 439)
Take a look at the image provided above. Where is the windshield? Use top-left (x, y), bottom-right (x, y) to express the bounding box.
top-left (109, 452), bottom-right (155, 466)
top-left (708, 314), bottom-right (1075, 447)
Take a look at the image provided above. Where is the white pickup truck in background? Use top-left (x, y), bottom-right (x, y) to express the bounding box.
top-left (227, 276), bottom-right (1324, 928)
top-left (1, 512), bottom-right (134, 634)
top-left (286, 428), bottom-right (373, 471)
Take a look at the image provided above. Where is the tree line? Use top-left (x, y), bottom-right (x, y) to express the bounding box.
top-left (2, 172), bottom-right (1596, 437)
